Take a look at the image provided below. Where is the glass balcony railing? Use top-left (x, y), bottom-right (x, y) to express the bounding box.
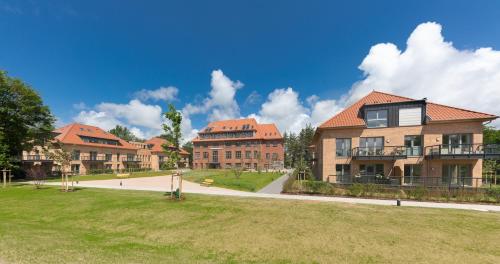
top-left (426, 144), bottom-right (500, 159)
top-left (351, 146), bottom-right (407, 160)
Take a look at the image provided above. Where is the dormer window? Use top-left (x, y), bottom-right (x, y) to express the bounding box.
top-left (366, 110), bottom-right (388, 128)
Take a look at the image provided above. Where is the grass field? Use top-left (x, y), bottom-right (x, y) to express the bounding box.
top-left (0, 186), bottom-right (499, 263)
top-left (46, 170), bottom-right (173, 182)
top-left (182, 169), bottom-right (281, 192)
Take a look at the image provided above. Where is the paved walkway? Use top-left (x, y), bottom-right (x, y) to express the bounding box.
top-left (258, 173), bottom-right (289, 194)
top-left (44, 176), bottom-right (500, 212)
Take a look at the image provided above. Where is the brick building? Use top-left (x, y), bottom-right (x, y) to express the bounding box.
top-left (192, 118), bottom-right (284, 170)
top-left (311, 91), bottom-right (499, 187)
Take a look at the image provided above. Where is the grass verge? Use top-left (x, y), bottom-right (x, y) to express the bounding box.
top-left (46, 170), bottom-right (173, 182)
top-left (183, 169), bottom-right (282, 192)
top-left (0, 186), bottom-right (499, 263)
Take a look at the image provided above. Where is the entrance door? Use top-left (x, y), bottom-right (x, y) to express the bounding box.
top-left (71, 164), bottom-right (80, 175)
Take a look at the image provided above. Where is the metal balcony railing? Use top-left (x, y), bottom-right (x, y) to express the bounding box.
top-left (351, 146), bottom-right (407, 160)
top-left (426, 144), bottom-right (500, 159)
top-left (22, 154), bottom-right (52, 161)
top-left (80, 154), bottom-right (106, 161)
top-left (331, 175), bottom-right (483, 187)
top-left (121, 156), bottom-right (141, 162)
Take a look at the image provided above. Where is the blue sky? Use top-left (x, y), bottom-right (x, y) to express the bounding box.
top-left (2, 0), bottom-right (500, 140)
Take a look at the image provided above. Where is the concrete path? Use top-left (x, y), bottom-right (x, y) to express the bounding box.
top-left (258, 173), bottom-right (289, 194)
top-left (43, 176), bottom-right (500, 212)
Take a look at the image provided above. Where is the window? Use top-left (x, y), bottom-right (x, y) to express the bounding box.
top-left (273, 141), bottom-right (277, 147)
top-left (254, 151), bottom-right (259, 159)
top-left (235, 151), bottom-right (242, 159)
top-left (225, 163), bottom-right (232, 169)
top-left (203, 152), bottom-right (209, 159)
top-left (335, 164), bottom-right (351, 183)
top-left (336, 138), bottom-right (351, 157)
top-left (212, 151), bottom-right (218, 162)
top-left (404, 164), bottom-right (422, 185)
top-left (359, 164), bottom-right (384, 176)
top-left (195, 152), bottom-right (200, 160)
top-left (245, 151), bottom-right (251, 159)
top-left (72, 150), bottom-right (80, 160)
top-left (399, 107), bottom-right (422, 126)
top-left (366, 110), bottom-right (388, 128)
top-left (272, 153), bottom-right (278, 160)
top-left (442, 134), bottom-right (472, 154)
top-left (266, 142), bottom-right (270, 147)
top-left (90, 151), bottom-right (98, 161)
top-left (266, 153), bottom-right (270, 160)
top-left (443, 164), bottom-right (472, 186)
top-left (359, 137), bottom-right (384, 155)
top-left (105, 153), bottom-right (112, 162)
top-left (405, 135), bottom-right (422, 156)
top-left (245, 163), bottom-right (251, 169)
top-left (225, 151), bottom-right (232, 159)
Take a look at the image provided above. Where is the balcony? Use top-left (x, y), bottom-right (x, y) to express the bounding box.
top-left (121, 156), bottom-right (141, 162)
top-left (22, 154), bottom-right (52, 162)
top-left (351, 146), bottom-right (407, 160)
top-left (80, 154), bottom-right (106, 162)
top-left (426, 144), bottom-right (500, 160)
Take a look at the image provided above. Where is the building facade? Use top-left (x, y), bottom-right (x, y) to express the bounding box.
top-left (311, 91), bottom-right (499, 187)
top-left (22, 123), bottom-right (190, 175)
top-left (192, 118), bottom-right (284, 170)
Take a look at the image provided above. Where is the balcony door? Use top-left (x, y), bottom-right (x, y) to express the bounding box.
top-left (359, 137), bottom-right (384, 156)
top-left (405, 135), bottom-right (422, 156)
top-left (443, 134), bottom-right (471, 154)
top-left (442, 164), bottom-right (472, 186)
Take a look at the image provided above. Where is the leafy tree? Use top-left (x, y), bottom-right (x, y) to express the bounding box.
top-left (43, 142), bottom-right (73, 192)
top-left (484, 125), bottom-right (500, 144)
top-left (0, 70), bottom-right (54, 159)
top-left (162, 104), bottom-right (182, 169)
top-left (109, 125), bottom-right (142, 142)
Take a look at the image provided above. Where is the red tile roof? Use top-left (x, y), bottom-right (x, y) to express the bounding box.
top-left (319, 91), bottom-right (497, 129)
top-left (144, 137), bottom-right (174, 153)
top-left (53, 123), bottom-right (138, 150)
top-left (192, 118), bottom-right (282, 142)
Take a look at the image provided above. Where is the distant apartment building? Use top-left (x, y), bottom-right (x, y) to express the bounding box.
top-left (311, 91), bottom-right (499, 187)
top-left (192, 118), bottom-right (284, 170)
top-left (22, 123), bottom-right (190, 175)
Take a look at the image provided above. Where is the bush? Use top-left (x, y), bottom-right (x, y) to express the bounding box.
top-left (486, 188), bottom-right (500, 203)
top-left (406, 186), bottom-right (426, 200)
top-left (348, 184), bottom-right (364, 197)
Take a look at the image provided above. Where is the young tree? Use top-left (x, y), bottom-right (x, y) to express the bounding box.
top-left (162, 104), bottom-right (183, 170)
top-left (109, 125), bottom-right (141, 142)
top-left (43, 142), bottom-right (73, 192)
top-left (0, 70), bottom-right (54, 158)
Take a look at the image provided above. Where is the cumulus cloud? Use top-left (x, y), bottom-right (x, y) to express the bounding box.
top-left (134, 86), bottom-right (178, 102)
top-left (346, 22), bottom-right (500, 125)
top-left (74, 99), bottom-right (164, 139)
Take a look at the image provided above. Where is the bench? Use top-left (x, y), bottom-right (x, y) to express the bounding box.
top-left (201, 178), bottom-right (214, 187)
top-left (117, 173), bottom-right (130, 178)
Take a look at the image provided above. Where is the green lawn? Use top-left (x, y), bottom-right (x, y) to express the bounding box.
top-left (183, 169), bottom-right (282, 192)
top-left (0, 186), bottom-right (499, 263)
top-left (46, 170), bottom-right (173, 182)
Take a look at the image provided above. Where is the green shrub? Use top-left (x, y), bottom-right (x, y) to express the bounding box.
top-left (348, 184), bottom-right (364, 197)
top-left (406, 186), bottom-right (427, 200)
top-left (486, 188), bottom-right (500, 203)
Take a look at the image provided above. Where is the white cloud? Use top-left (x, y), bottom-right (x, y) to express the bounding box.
top-left (347, 21), bottom-right (500, 125)
top-left (74, 99), bottom-right (164, 139)
top-left (72, 102), bottom-right (87, 110)
top-left (244, 90), bottom-right (261, 105)
top-left (134, 86), bottom-right (178, 102)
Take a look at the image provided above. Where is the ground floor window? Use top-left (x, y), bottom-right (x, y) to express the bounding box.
top-left (359, 164), bottom-right (384, 176)
top-left (442, 164), bottom-right (472, 186)
top-left (404, 164), bottom-right (422, 185)
top-left (245, 163), bottom-right (251, 169)
top-left (71, 164), bottom-right (80, 174)
top-left (225, 163), bottom-right (232, 169)
top-left (335, 164), bottom-right (351, 182)
top-left (105, 164), bottom-right (112, 170)
top-left (253, 163), bottom-right (258, 170)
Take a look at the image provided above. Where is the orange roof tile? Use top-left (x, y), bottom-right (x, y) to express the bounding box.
top-left (144, 137), bottom-right (174, 153)
top-left (192, 118), bottom-right (282, 142)
top-left (319, 91), bottom-right (497, 129)
top-left (53, 123), bottom-right (138, 150)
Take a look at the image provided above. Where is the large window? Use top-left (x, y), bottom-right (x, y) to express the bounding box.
top-left (405, 135), bottom-right (422, 156)
top-left (245, 151), bottom-right (251, 159)
top-left (335, 164), bottom-right (351, 183)
top-left (203, 152), bottom-right (208, 159)
top-left (225, 151), bottom-right (232, 159)
top-left (105, 153), bottom-right (112, 162)
top-left (359, 164), bottom-right (384, 176)
top-left (235, 151), bottom-right (242, 159)
top-left (336, 138), bottom-right (351, 157)
top-left (366, 110), bottom-right (388, 128)
top-left (359, 137), bottom-right (384, 155)
top-left (442, 134), bottom-right (472, 155)
top-left (399, 107), bottom-right (422, 126)
top-left (443, 164), bottom-right (472, 186)
top-left (404, 164), bottom-right (422, 185)
top-left (212, 151), bottom-right (219, 162)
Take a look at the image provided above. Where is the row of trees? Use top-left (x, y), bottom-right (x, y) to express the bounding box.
top-left (283, 124), bottom-right (315, 168)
